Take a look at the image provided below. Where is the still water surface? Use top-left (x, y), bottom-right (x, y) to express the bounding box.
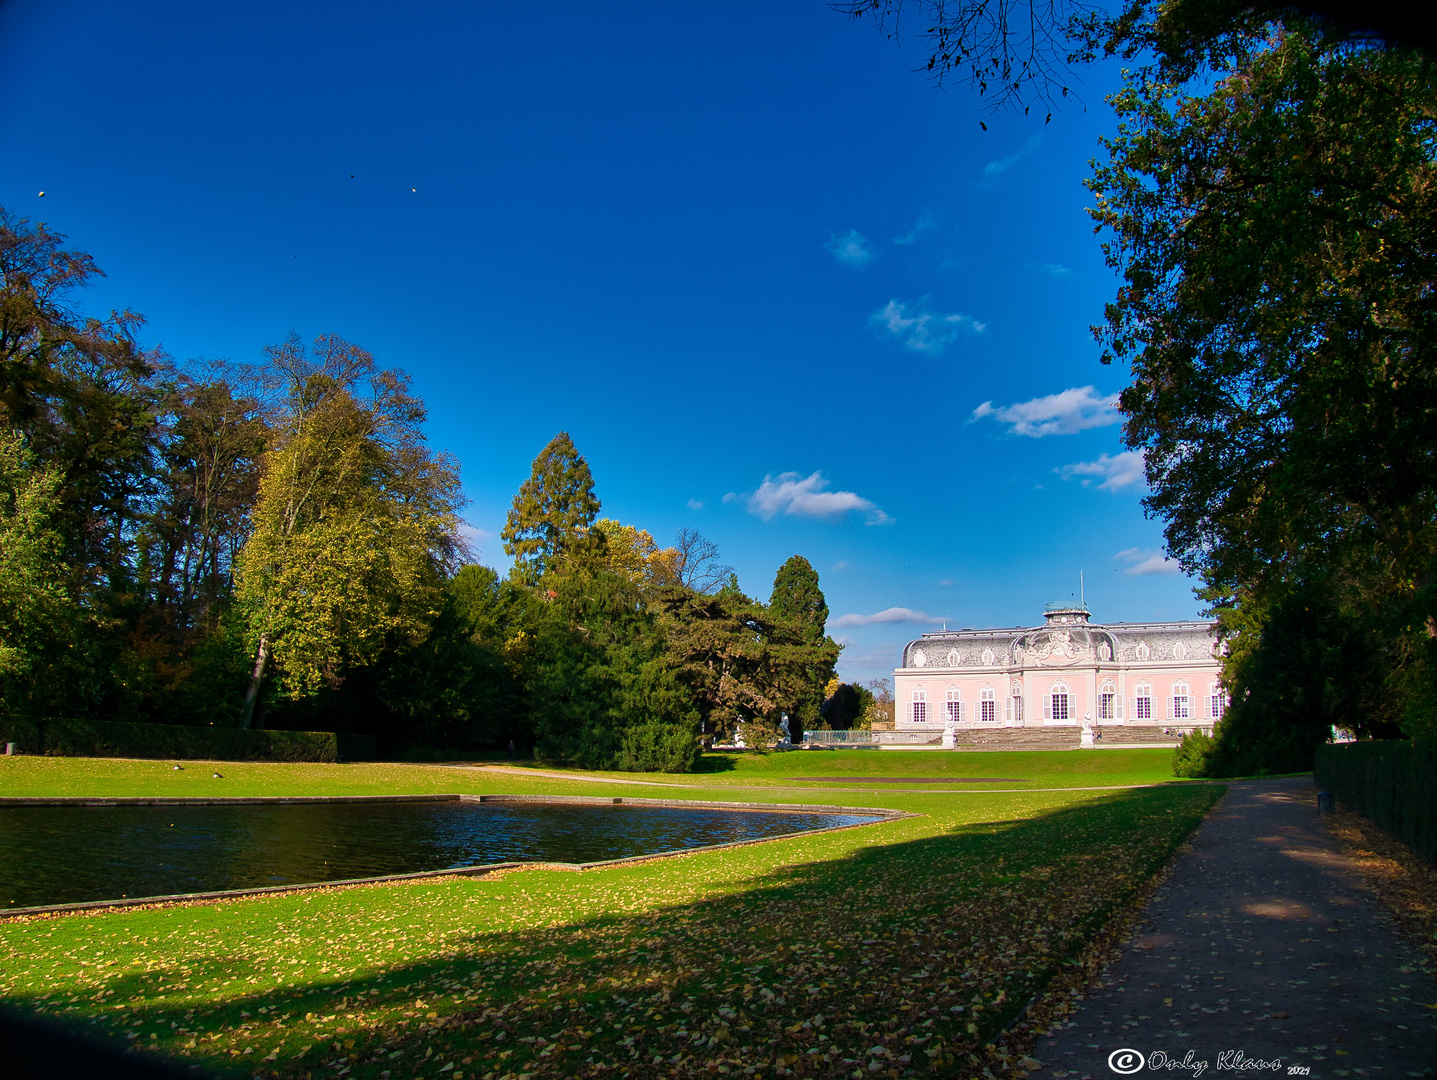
top-left (0, 800), bottom-right (877, 908)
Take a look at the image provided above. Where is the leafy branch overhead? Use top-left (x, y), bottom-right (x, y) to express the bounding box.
top-left (835, 0), bottom-right (1435, 118)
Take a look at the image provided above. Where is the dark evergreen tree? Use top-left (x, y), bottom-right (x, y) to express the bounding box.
top-left (500, 432), bottom-right (600, 584)
top-left (768, 556), bottom-right (837, 743)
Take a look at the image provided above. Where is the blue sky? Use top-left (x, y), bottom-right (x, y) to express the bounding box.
top-left (0, 0), bottom-right (1201, 681)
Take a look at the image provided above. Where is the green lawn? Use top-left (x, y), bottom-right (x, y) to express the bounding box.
top-left (0, 745), bottom-right (1181, 799)
top-left (0, 751), bottom-right (1219, 1080)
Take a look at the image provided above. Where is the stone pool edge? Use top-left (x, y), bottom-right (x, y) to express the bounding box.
top-left (0, 794), bottom-right (915, 920)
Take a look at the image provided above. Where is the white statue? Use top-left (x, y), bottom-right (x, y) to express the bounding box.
top-left (942, 715), bottom-right (957, 750)
top-left (778, 715), bottom-right (792, 747)
top-left (1079, 712), bottom-right (1095, 749)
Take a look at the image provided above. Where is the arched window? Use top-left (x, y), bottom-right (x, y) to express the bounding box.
top-left (911, 688), bottom-right (928, 724)
top-left (1009, 684), bottom-right (1024, 724)
top-left (1047, 682), bottom-right (1071, 722)
top-left (1098, 679), bottom-right (1118, 720)
top-left (1209, 681), bottom-right (1226, 720)
top-left (980, 686), bottom-right (997, 723)
top-left (946, 686), bottom-right (962, 724)
top-left (1172, 681), bottom-right (1191, 720)
top-left (1134, 682), bottom-right (1153, 720)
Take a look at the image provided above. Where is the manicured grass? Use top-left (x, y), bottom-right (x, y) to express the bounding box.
top-left (0, 746), bottom-right (1181, 800)
top-left (0, 756), bottom-right (603, 800)
top-left (653, 747), bottom-right (1177, 788)
top-left (1, 752), bottom-right (1221, 1080)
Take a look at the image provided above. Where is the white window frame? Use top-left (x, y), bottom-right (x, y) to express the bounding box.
top-left (1098, 680), bottom-right (1117, 720)
top-left (1208, 682), bottom-right (1225, 720)
top-left (946, 686), bottom-right (961, 724)
top-left (911, 688), bottom-right (927, 724)
top-left (1047, 683), bottom-right (1071, 722)
top-left (980, 687), bottom-right (997, 723)
top-left (1172, 681), bottom-right (1191, 720)
top-left (1134, 682), bottom-right (1153, 720)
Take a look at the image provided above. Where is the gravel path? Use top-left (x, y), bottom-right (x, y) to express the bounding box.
top-left (1037, 778), bottom-right (1437, 1079)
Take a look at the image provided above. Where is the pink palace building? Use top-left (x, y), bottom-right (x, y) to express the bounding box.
top-left (893, 604), bottom-right (1226, 730)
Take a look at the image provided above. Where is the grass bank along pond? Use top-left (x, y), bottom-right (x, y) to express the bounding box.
top-left (0, 751), bottom-right (1217, 1080)
top-left (0, 795), bottom-right (885, 910)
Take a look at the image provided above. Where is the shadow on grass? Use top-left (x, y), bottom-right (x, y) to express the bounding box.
top-left (5, 784), bottom-right (1225, 1080)
top-left (689, 753), bottom-right (742, 774)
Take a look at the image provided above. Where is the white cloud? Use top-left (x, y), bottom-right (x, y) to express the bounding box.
top-left (893, 209), bottom-right (936, 245)
top-left (830, 607), bottom-right (943, 629)
top-left (722, 491), bottom-right (738, 504)
top-left (744, 471), bottom-right (891, 525)
top-left (686, 498), bottom-right (704, 510)
top-left (1035, 263), bottom-right (1071, 278)
top-left (970, 385), bottom-right (1120, 438)
top-left (983, 135), bottom-right (1042, 178)
top-left (831, 561), bottom-right (848, 572)
top-left (825, 229), bottom-right (876, 267)
top-left (457, 521), bottom-right (496, 561)
top-left (1058, 450), bottom-right (1147, 492)
top-left (1116, 547), bottom-right (1183, 576)
top-left (870, 297), bottom-right (986, 354)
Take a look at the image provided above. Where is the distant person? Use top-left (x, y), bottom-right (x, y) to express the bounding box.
top-left (508, 739), bottom-right (516, 759)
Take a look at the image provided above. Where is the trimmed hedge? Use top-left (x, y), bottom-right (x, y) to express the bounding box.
top-left (0, 716), bottom-right (376, 763)
top-left (1314, 739), bottom-right (1437, 862)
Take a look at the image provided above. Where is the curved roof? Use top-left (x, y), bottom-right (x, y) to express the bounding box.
top-left (899, 615), bottom-right (1217, 671)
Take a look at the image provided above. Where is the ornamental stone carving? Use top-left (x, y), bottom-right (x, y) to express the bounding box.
top-left (947, 649), bottom-right (961, 667)
top-left (1135, 642), bottom-right (1151, 660)
top-left (1028, 629), bottom-right (1092, 667)
top-left (912, 649), bottom-right (928, 668)
top-left (1173, 641), bottom-right (1188, 660)
top-left (1098, 642), bottom-right (1112, 661)
top-left (981, 648), bottom-right (995, 666)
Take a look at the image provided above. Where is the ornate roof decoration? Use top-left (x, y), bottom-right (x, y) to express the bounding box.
top-left (899, 609), bottom-right (1218, 670)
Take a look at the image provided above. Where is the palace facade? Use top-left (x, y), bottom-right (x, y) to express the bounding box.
top-left (893, 604), bottom-right (1224, 730)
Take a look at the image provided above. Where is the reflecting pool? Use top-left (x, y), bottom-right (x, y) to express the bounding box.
top-left (0, 799), bottom-right (879, 909)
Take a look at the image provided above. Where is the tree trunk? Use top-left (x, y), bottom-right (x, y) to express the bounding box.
top-left (238, 633), bottom-right (271, 730)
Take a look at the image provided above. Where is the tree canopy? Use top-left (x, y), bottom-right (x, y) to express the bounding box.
top-left (1089, 18), bottom-right (1437, 759)
top-left (838, 0), bottom-right (1435, 117)
top-left (233, 335), bottom-right (464, 723)
top-left (0, 209), bottom-right (842, 771)
top-left (500, 432), bottom-right (600, 584)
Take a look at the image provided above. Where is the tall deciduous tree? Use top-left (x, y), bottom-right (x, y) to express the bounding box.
top-left (671, 528), bottom-right (734, 594)
top-left (140, 362), bottom-right (269, 637)
top-left (0, 431), bottom-right (89, 712)
top-left (1090, 23), bottom-right (1437, 751)
top-left (0, 209), bottom-right (164, 602)
top-left (838, 0), bottom-right (1433, 119)
top-left (233, 334), bottom-right (464, 726)
top-left (501, 432), bottom-right (600, 584)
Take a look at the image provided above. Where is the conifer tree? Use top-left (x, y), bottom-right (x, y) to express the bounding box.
top-left (768, 555), bottom-right (838, 743)
top-left (501, 432), bottom-right (600, 584)
top-left (769, 555), bottom-right (829, 642)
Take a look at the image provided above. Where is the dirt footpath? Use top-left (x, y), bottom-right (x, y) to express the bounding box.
top-left (1037, 778), bottom-right (1437, 1079)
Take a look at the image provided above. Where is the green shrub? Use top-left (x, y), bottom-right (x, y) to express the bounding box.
top-left (1315, 739), bottom-right (1437, 862)
top-left (0, 716), bottom-right (372, 763)
top-left (1172, 728), bottom-right (1218, 777)
top-left (616, 721), bottom-right (699, 773)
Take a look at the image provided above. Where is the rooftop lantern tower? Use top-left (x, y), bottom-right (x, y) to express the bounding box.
top-left (1043, 603), bottom-right (1091, 625)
